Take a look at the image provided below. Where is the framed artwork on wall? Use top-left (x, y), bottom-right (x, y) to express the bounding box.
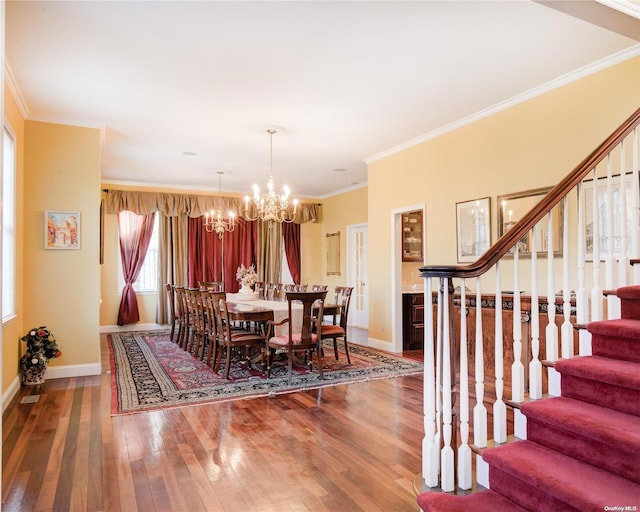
top-left (456, 197), bottom-right (491, 263)
top-left (45, 210), bottom-right (81, 250)
top-left (497, 187), bottom-right (562, 258)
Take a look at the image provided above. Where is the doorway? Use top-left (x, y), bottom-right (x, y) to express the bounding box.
top-left (391, 204), bottom-right (426, 353)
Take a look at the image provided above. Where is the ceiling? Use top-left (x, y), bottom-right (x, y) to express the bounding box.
top-left (5, 1), bottom-right (640, 199)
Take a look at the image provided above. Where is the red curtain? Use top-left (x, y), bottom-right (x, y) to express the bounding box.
top-left (223, 218), bottom-right (258, 292)
top-left (117, 211), bottom-right (156, 325)
top-left (187, 217), bottom-right (223, 288)
top-left (187, 217), bottom-right (257, 292)
top-left (283, 222), bottom-right (301, 285)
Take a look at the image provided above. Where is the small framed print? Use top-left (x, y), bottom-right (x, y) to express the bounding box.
top-left (456, 197), bottom-right (491, 263)
top-left (45, 210), bottom-right (80, 250)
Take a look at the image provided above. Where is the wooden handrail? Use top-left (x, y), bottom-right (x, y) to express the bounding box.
top-left (421, 107), bottom-right (640, 279)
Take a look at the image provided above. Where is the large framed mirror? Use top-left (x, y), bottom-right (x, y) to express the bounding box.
top-left (326, 231), bottom-right (340, 275)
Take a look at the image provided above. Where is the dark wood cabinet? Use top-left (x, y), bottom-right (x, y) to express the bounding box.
top-left (402, 292), bottom-right (424, 350)
top-left (402, 210), bottom-right (423, 261)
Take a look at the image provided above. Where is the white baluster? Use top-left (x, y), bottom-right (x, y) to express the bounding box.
top-left (577, 181), bottom-right (592, 355)
top-left (494, 262), bottom-right (507, 443)
top-left (511, 243), bottom-right (524, 403)
top-left (591, 167), bottom-right (603, 321)
top-left (530, 224), bottom-right (542, 399)
top-left (440, 281), bottom-right (454, 492)
top-left (473, 276), bottom-right (487, 447)
top-left (605, 154), bottom-right (620, 318)
top-left (546, 211), bottom-right (560, 396)
top-left (561, 196), bottom-right (574, 359)
top-left (632, 128), bottom-right (640, 284)
top-left (458, 281), bottom-right (472, 490)
top-left (422, 278), bottom-right (439, 487)
top-left (618, 140), bottom-right (629, 290)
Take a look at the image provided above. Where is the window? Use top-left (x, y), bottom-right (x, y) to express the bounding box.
top-left (2, 126), bottom-right (16, 322)
top-left (118, 211), bottom-right (159, 293)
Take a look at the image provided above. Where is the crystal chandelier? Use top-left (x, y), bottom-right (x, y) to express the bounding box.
top-left (244, 129), bottom-right (298, 224)
top-left (204, 172), bottom-right (236, 238)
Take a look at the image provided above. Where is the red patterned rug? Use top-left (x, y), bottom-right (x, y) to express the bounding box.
top-left (108, 330), bottom-right (423, 415)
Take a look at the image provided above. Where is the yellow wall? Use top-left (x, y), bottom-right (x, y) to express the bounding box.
top-left (3, 84), bottom-right (25, 391)
top-left (23, 121), bottom-right (101, 369)
top-left (368, 56), bottom-right (640, 344)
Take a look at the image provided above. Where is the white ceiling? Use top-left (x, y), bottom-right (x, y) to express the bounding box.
top-left (5, 1), bottom-right (640, 198)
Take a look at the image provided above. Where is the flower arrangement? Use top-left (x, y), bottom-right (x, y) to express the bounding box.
top-left (236, 263), bottom-right (258, 288)
top-left (21, 326), bottom-right (61, 373)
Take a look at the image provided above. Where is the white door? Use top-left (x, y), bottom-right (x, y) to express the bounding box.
top-left (347, 224), bottom-right (368, 328)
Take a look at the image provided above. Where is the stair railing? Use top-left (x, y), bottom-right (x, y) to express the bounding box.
top-left (419, 107), bottom-right (640, 492)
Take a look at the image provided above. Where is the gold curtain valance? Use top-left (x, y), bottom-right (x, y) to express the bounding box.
top-left (103, 189), bottom-right (321, 223)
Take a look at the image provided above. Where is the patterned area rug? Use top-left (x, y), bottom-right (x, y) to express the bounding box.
top-left (108, 330), bottom-right (423, 415)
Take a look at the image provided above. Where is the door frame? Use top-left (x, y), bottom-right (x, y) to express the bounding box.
top-left (391, 203), bottom-right (426, 353)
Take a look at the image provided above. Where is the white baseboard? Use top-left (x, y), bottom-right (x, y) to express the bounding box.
top-left (100, 323), bottom-right (168, 334)
top-left (2, 375), bottom-right (21, 413)
top-left (46, 363), bottom-right (101, 379)
top-left (360, 336), bottom-right (403, 354)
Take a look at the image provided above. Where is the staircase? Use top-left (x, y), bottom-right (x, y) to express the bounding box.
top-left (417, 285), bottom-right (640, 511)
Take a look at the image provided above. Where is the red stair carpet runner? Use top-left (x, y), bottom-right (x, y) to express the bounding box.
top-left (417, 285), bottom-right (640, 512)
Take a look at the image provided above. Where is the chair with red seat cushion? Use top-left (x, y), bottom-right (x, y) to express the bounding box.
top-left (321, 286), bottom-right (353, 364)
top-left (265, 290), bottom-right (327, 384)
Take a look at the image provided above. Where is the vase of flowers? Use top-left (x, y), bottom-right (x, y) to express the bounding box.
top-left (236, 264), bottom-right (258, 298)
top-left (20, 326), bottom-right (61, 386)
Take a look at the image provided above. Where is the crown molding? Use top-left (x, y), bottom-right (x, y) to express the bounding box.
top-left (317, 181), bottom-right (368, 199)
top-left (365, 43), bottom-right (640, 165)
top-left (4, 59), bottom-right (29, 119)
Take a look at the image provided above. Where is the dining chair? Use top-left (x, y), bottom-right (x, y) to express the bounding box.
top-left (212, 294), bottom-right (266, 379)
top-left (265, 290), bottom-right (327, 384)
top-left (321, 286), bottom-right (354, 364)
top-left (283, 283), bottom-right (308, 293)
top-left (311, 284), bottom-right (328, 292)
top-left (265, 282), bottom-right (283, 301)
top-left (254, 281), bottom-right (266, 299)
top-left (186, 287), bottom-right (207, 359)
top-left (201, 290), bottom-right (226, 368)
top-left (166, 283), bottom-right (178, 341)
top-left (174, 286), bottom-right (190, 350)
top-left (198, 281), bottom-right (224, 292)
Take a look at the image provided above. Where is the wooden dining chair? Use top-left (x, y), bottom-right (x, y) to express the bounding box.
top-left (321, 286), bottom-right (354, 364)
top-left (198, 281), bottom-right (224, 292)
top-left (212, 294), bottom-right (266, 379)
top-left (265, 290), bottom-right (327, 384)
top-left (186, 287), bottom-right (207, 359)
top-left (254, 281), bottom-right (266, 299)
top-left (265, 283), bottom-right (283, 301)
top-left (166, 283), bottom-right (178, 341)
top-left (311, 284), bottom-right (328, 292)
top-left (201, 290), bottom-right (226, 368)
top-left (173, 286), bottom-right (190, 350)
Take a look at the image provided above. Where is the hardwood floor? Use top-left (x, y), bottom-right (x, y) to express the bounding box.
top-left (2, 331), bottom-right (425, 512)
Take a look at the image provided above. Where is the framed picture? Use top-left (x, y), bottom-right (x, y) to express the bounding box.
top-left (456, 197), bottom-right (491, 263)
top-left (497, 187), bottom-right (562, 258)
top-left (45, 210), bottom-right (81, 250)
top-left (582, 173), bottom-right (634, 260)
top-left (326, 231), bottom-right (340, 275)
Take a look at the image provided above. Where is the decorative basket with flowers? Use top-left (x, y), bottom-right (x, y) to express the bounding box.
top-left (20, 326), bottom-right (61, 385)
top-left (236, 264), bottom-right (258, 294)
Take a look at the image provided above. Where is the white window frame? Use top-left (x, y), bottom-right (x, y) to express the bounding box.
top-left (117, 211), bottom-right (159, 294)
top-left (2, 124), bottom-right (16, 323)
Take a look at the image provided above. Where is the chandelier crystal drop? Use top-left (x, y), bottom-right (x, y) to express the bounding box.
top-left (244, 129), bottom-right (298, 225)
top-left (204, 172), bottom-right (236, 238)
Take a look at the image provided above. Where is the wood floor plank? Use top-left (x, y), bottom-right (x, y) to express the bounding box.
top-left (3, 333), bottom-right (425, 511)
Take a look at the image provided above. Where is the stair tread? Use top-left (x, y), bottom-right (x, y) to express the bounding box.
top-left (483, 440), bottom-right (640, 507)
top-left (556, 355), bottom-right (640, 391)
top-left (417, 489), bottom-right (528, 512)
top-left (588, 318), bottom-right (640, 339)
top-left (521, 396), bottom-right (640, 451)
